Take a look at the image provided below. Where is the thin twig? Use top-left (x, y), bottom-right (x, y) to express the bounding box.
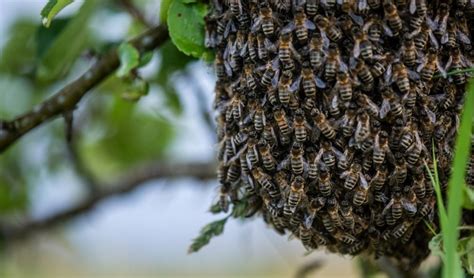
top-left (0, 25), bottom-right (169, 153)
top-left (0, 161), bottom-right (216, 241)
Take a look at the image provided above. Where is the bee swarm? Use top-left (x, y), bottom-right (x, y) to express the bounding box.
top-left (206, 0), bottom-right (474, 268)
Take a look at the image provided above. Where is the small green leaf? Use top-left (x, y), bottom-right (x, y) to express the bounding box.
top-left (117, 43), bottom-right (140, 78)
top-left (429, 233), bottom-right (445, 260)
top-left (188, 218), bottom-right (228, 253)
top-left (459, 237), bottom-right (474, 275)
top-left (160, 0), bottom-right (174, 24)
top-left (209, 202), bottom-right (223, 214)
top-left (138, 52), bottom-right (154, 68)
top-left (41, 0), bottom-right (74, 28)
top-left (463, 186), bottom-right (474, 210)
top-left (121, 78), bottom-right (149, 102)
top-left (167, 0), bottom-right (210, 59)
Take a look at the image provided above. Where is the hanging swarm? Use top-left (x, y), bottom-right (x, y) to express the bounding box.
top-left (205, 0), bottom-right (474, 268)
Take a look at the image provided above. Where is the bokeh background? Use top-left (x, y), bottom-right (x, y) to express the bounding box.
top-left (0, 1), bottom-right (363, 277)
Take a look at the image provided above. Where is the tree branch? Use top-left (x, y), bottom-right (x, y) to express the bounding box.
top-left (0, 161), bottom-right (216, 241)
top-left (0, 25), bottom-right (169, 153)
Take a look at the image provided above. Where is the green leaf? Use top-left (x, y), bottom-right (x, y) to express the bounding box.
top-left (167, 0), bottom-right (210, 59)
top-left (40, 0), bottom-right (74, 28)
top-left (117, 43), bottom-right (140, 78)
top-left (188, 218), bottom-right (228, 253)
top-left (463, 186), bottom-right (474, 210)
top-left (138, 52), bottom-right (154, 68)
top-left (459, 237), bottom-right (474, 275)
top-left (36, 17), bottom-right (71, 59)
top-left (429, 233), bottom-right (445, 259)
top-left (121, 78), bottom-right (149, 102)
top-left (37, 0), bottom-right (98, 83)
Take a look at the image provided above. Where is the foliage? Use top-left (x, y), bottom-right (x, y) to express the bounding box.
top-left (167, 0), bottom-right (212, 60)
top-left (117, 43), bottom-right (141, 78)
top-left (426, 79), bottom-right (474, 277)
top-left (40, 0), bottom-right (74, 27)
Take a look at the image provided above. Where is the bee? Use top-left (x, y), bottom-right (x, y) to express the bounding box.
top-left (315, 15), bottom-right (343, 42)
top-left (252, 167), bottom-right (275, 191)
top-left (340, 199), bottom-right (355, 230)
top-left (307, 149), bottom-right (319, 180)
top-left (367, 0), bottom-right (381, 10)
top-left (260, 58), bottom-right (279, 87)
top-left (402, 186), bottom-right (418, 216)
top-left (324, 44), bottom-right (345, 82)
top-left (305, 0), bottom-right (319, 16)
top-left (278, 33), bottom-right (297, 70)
top-left (412, 173), bottom-right (426, 199)
top-left (282, 7), bottom-right (316, 43)
top-left (283, 176), bottom-right (305, 217)
top-left (219, 182), bottom-right (231, 213)
top-left (434, 3), bottom-right (449, 35)
top-left (335, 71), bottom-right (354, 103)
top-left (288, 142), bottom-right (305, 175)
top-left (337, 148), bottom-right (354, 173)
top-left (383, 3), bottom-right (402, 35)
top-left (298, 64), bottom-right (326, 99)
top-left (318, 164), bottom-right (333, 196)
top-left (311, 108), bottom-right (336, 140)
top-left (369, 166), bottom-right (388, 190)
top-left (242, 63), bottom-right (257, 91)
top-left (401, 36), bottom-right (418, 68)
top-left (321, 0), bottom-right (337, 10)
top-left (294, 109), bottom-right (309, 143)
top-left (406, 130), bottom-right (424, 168)
top-left (353, 27), bottom-right (373, 61)
top-left (309, 33), bottom-right (327, 71)
top-left (392, 152), bottom-right (408, 185)
top-left (327, 197), bottom-right (342, 228)
top-left (304, 197), bottom-right (326, 229)
top-left (341, 163), bottom-right (363, 190)
top-left (411, 21), bottom-right (439, 51)
top-left (299, 225), bottom-right (317, 250)
top-left (355, 92), bottom-right (379, 118)
top-left (340, 104), bottom-right (357, 138)
top-left (273, 107), bottom-right (292, 140)
top-left (273, 0), bottom-right (291, 13)
top-left (275, 171), bottom-right (290, 197)
top-left (417, 48), bottom-right (446, 83)
top-left (256, 33), bottom-right (275, 60)
top-left (259, 141), bottom-right (276, 172)
top-left (245, 33), bottom-right (258, 62)
top-left (434, 114), bottom-right (453, 141)
top-left (226, 159), bottom-right (241, 182)
top-left (239, 150), bottom-right (250, 178)
top-left (263, 123), bottom-right (278, 147)
top-left (246, 131), bottom-right (259, 169)
top-left (382, 189), bottom-right (404, 222)
top-left (322, 214), bottom-right (335, 233)
top-left (278, 71), bottom-right (297, 106)
top-left (445, 48), bottom-right (473, 85)
top-left (262, 194), bottom-right (282, 218)
top-left (354, 59), bottom-right (374, 87)
top-left (215, 51), bottom-right (231, 81)
top-left (408, 0), bottom-right (427, 16)
top-left (317, 140), bottom-right (341, 168)
top-left (251, 5), bottom-right (277, 36)
top-left (252, 105), bottom-right (266, 133)
top-left (392, 220), bottom-right (412, 239)
top-left (373, 131), bottom-right (391, 168)
top-left (334, 231), bottom-right (358, 245)
top-left (391, 62), bottom-right (415, 95)
top-left (229, 0), bottom-right (243, 17)
top-left (354, 112), bottom-right (371, 145)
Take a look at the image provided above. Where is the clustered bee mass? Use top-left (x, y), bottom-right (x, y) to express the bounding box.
top-left (205, 0), bottom-right (474, 267)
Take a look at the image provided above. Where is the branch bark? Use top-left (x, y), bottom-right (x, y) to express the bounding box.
top-left (0, 161), bottom-right (216, 241)
top-left (0, 25), bottom-right (169, 153)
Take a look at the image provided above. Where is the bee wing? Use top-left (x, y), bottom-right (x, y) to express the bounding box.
top-left (358, 0), bottom-right (368, 10)
top-left (426, 16), bottom-right (437, 30)
top-left (425, 107), bottom-right (437, 123)
top-left (224, 20), bottom-right (236, 38)
top-left (340, 170), bottom-right (350, 179)
top-left (435, 60), bottom-right (447, 78)
top-left (408, 69), bottom-right (420, 80)
top-left (353, 40), bottom-right (361, 58)
top-left (277, 157), bottom-right (290, 171)
top-left (359, 173), bottom-right (369, 190)
top-left (456, 30), bottom-right (471, 44)
top-left (250, 18), bottom-right (262, 33)
top-left (382, 199), bottom-right (394, 215)
top-left (382, 22), bottom-right (394, 37)
top-left (339, 61), bottom-right (348, 72)
top-left (315, 76), bottom-right (326, 88)
top-left (402, 198), bottom-right (417, 214)
top-left (264, 38), bottom-right (277, 53)
top-left (321, 32), bottom-right (331, 49)
top-left (291, 45), bottom-right (302, 62)
top-left (441, 32), bottom-right (449, 44)
top-left (350, 13), bottom-right (364, 26)
top-left (428, 30), bottom-right (439, 49)
top-left (384, 64), bottom-right (393, 84)
top-left (305, 19), bottom-right (316, 30)
top-left (379, 99), bottom-right (391, 119)
top-left (281, 22), bottom-right (296, 34)
top-left (445, 55), bottom-right (453, 70)
top-left (304, 213), bottom-right (315, 229)
top-left (409, 0), bottom-right (416, 14)
top-left (292, 75), bottom-right (302, 90)
top-left (386, 147), bottom-right (395, 165)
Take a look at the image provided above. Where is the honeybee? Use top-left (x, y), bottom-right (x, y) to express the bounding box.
top-left (262, 193), bottom-right (282, 218)
top-left (417, 48), bottom-right (446, 82)
top-left (256, 33), bottom-right (276, 60)
top-left (412, 172), bottom-right (426, 199)
top-left (400, 36), bottom-right (418, 68)
top-left (337, 147), bottom-right (354, 173)
top-left (273, 107), bottom-right (292, 140)
top-left (324, 44), bottom-right (346, 82)
top-left (445, 48), bottom-right (474, 85)
top-left (275, 171), bottom-right (290, 199)
top-left (263, 122), bottom-right (278, 147)
top-left (382, 189), bottom-right (404, 222)
top-left (411, 21), bottom-right (439, 51)
top-left (391, 152), bottom-right (408, 185)
top-left (354, 112), bottom-right (371, 145)
top-left (392, 220), bottom-right (412, 239)
top-left (315, 15), bottom-right (343, 42)
top-left (282, 7), bottom-right (316, 42)
top-left (434, 114), bottom-right (453, 141)
top-left (340, 199), bottom-right (355, 230)
top-left (327, 197), bottom-right (342, 228)
top-left (383, 3), bottom-right (402, 35)
top-left (283, 176), bottom-right (305, 217)
top-left (408, 0), bottom-right (427, 16)
top-left (278, 71), bottom-right (297, 106)
top-left (309, 33), bottom-right (328, 71)
top-left (334, 71), bottom-right (354, 103)
top-left (406, 130), bottom-right (425, 168)
top-left (219, 182), bottom-right (231, 212)
top-left (373, 131), bottom-right (392, 168)
top-left (353, 59), bottom-right (374, 87)
top-left (259, 58), bottom-right (279, 87)
top-left (334, 231), bottom-right (358, 245)
top-left (341, 163), bottom-right (363, 190)
top-left (322, 213), bottom-right (335, 233)
top-left (367, 0), bottom-right (381, 10)
top-left (352, 175), bottom-right (369, 206)
top-left (369, 166), bottom-right (388, 190)
top-left (242, 63), bottom-right (257, 90)
top-left (297, 64), bottom-right (326, 99)
top-left (215, 51), bottom-right (231, 81)
top-left (245, 131), bottom-right (259, 169)
top-left (294, 109), bottom-right (309, 143)
top-left (353, 27), bottom-right (373, 61)
top-left (244, 33), bottom-right (258, 62)
top-left (391, 62), bottom-right (416, 95)
top-left (299, 225), bottom-right (317, 250)
top-left (304, 197), bottom-right (326, 229)
top-left (251, 5), bottom-right (277, 36)
top-left (258, 141), bottom-right (276, 172)
top-left (433, 3), bottom-right (449, 35)
top-left (273, 0), bottom-right (291, 13)
top-left (278, 33), bottom-right (298, 70)
top-left (402, 186), bottom-right (418, 216)
top-left (339, 104), bottom-right (357, 138)
top-left (355, 92), bottom-right (379, 118)
top-left (318, 164), bottom-right (333, 196)
top-left (252, 167), bottom-right (275, 191)
top-left (311, 108), bottom-right (336, 140)
top-left (307, 149), bottom-right (319, 180)
top-left (305, 0), bottom-right (319, 16)
top-left (321, 0), bottom-right (337, 10)
top-left (229, 0), bottom-right (243, 17)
